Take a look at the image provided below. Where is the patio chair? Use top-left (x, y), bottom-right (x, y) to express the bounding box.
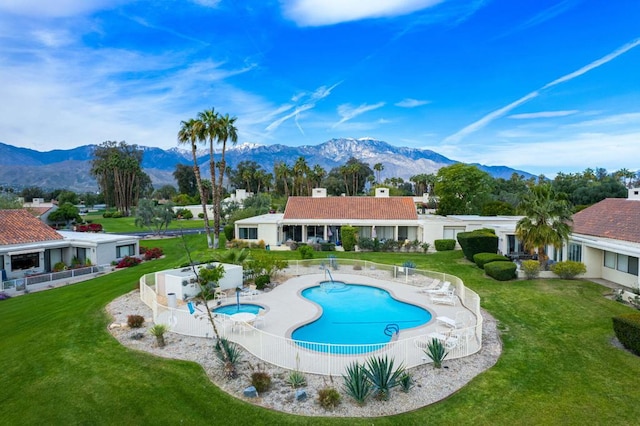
top-left (423, 281), bottom-right (451, 295)
top-left (428, 331), bottom-right (459, 350)
top-left (253, 310), bottom-right (267, 328)
top-left (430, 288), bottom-right (457, 306)
top-left (418, 279), bottom-right (441, 293)
top-left (436, 311), bottom-right (468, 328)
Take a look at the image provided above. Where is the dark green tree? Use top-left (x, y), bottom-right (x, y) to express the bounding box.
top-left (435, 164), bottom-right (493, 215)
top-left (49, 202), bottom-right (81, 228)
top-left (173, 163), bottom-right (198, 197)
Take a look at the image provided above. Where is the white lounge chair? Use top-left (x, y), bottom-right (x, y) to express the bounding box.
top-left (423, 281), bottom-right (451, 295)
top-left (419, 279), bottom-right (441, 293)
top-left (428, 331), bottom-right (459, 350)
top-left (436, 311), bottom-right (468, 328)
top-left (430, 288), bottom-right (457, 306)
top-left (253, 310), bottom-right (267, 328)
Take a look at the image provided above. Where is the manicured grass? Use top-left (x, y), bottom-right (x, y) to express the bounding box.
top-left (84, 212), bottom-right (207, 234)
top-left (1, 240), bottom-right (640, 425)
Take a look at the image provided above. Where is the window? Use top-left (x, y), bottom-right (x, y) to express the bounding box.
top-left (604, 251), bottom-right (616, 268)
top-left (116, 244), bottom-right (135, 258)
top-left (604, 251), bottom-right (639, 276)
top-left (567, 243), bottom-right (582, 262)
top-left (239, 227), bottom-right (258, 239)
top-left (443, 226), bottom-right (465, 240)
top-left (11, 252), bottom-right (40, 270)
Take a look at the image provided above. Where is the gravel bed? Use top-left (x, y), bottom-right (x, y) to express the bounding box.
top-left (106, 290), bottom-right (502, 417)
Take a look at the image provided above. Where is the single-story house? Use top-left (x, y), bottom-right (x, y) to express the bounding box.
top-left (234, 187), bottom-right (524, 255)
top-left (566, 188), bottom-right (640, 289)
top-left (1, 209), bottom-right (140, 281)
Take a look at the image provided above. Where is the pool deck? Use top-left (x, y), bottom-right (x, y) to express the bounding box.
top-left (214, 272), bottom-right (474, 341)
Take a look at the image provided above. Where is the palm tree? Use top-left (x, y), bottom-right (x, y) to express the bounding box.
top-left (274, 162), bottom-right (291, 197)
top-left (196, 108), bottom-right (220, 248)
top-left (373, 162), bottom-right (384, 183)
top-left (214, 113), bottom-right (238, 248)
top-left (178, 119), bottom-right (213, 248)
top-left (516, 183), bottom-right (573, 269)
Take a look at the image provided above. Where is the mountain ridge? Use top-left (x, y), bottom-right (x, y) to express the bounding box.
top-left (0, 139), bottom-right (534, 192)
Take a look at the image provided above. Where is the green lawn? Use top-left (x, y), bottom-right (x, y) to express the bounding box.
top-left (85, 212), bottom-right (207, 234)
top-left (1, 238), bottom-right (640, 425)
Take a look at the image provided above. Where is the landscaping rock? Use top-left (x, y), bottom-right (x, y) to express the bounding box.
top-left (243, 386), bottom-right (258, 398)
top-left (295, 389), bottom-right (307, 402)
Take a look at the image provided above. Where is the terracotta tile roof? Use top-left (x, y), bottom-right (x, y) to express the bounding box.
top-left (283, 196), bottom-right (418, 220)
top-left (572, 198), bottom-right (640, 243)
top-left (0, 209), bottom-right (64, 245)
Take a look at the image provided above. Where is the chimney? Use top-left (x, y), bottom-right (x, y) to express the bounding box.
top-left (312, 188), bottom-right (327, 198)
top-left (375, 188), bottom-right (390, 198)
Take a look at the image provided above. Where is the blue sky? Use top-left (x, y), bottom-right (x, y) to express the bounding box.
top-left (0, 0), bottom-right (639, 176)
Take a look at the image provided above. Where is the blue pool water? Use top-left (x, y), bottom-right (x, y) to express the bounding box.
top-left (292, 283), bottom-right (431, 352)
top-left (213, 303), bottom-right (263, 315)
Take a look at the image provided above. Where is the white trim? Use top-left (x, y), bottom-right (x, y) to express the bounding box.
top-left (7, 248), bottom-right (45, 256)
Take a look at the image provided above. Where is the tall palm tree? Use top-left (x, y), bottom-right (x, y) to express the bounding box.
top-left (196, 108), bottom-right (219, 248)
top-left (516, 183), bottom-right (573, 269)
top-left (274, 162), bottom-right (291, 197)
top-left (373, 162), bottom-right (384, 184)
top-left (214, 113), bottom-right (238, 249)
top-left (178, 119), bottom-right (213, 248)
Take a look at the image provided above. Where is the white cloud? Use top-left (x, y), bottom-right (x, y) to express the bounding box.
top-left (332, 102), bottom-right (385, 128)
top-left (281, 0), bottom-right (443, 26)
top-left (191, 0), bottom-right (221, 7)
top-left (508, 110), bottom-right (578, 119)
top-left (395, 98), bottom-right (431, 108)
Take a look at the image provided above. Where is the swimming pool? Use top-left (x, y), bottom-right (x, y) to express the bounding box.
top-left (213, 303), bottom-right (263, 315)
top-left (292, 282), bottom-right (431, 352)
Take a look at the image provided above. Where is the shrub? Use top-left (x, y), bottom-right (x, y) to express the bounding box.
top-left (143, 247), bottom-right (164, 260)
top-left (214, 337), bottom-right (243, 379)
top-left (521, 259), bottom-right (541, 279)
top-left (424, 338), bottom-right (448, 368)
top-left (317, 387), bottom-right (341, 409)
top-left (127, 314), bottom-right (145, 328)
top-left (198, 212), bottom-right (204, 219)
top-left (254, 274), bottom-right (270, 290)
top-left (341, 226), bottom-right (358, 252)
top-left (473, 252), bottom-right (509, 269)
top-left (116, 256), bottom-right (142, 268)
top-left (53, 262), bottom-right (67, 272)
top-left (402, 260), bottom-right (416, 269)
top-left (398, 372), bottom-right (413, 393)
top-left (434, 239), bottom-right (456, 251)
top-left (224, 224), bottom-right (234, 241)
top-left (550, 261), bottom-right (587, 279)
top-left (420, 242), bottom-right (430, 253)
top-left (297, 245), bottom-right (315, 259)
top-left (343, 362), bottom-right (372, 406)
top-left (251, 371), bottom-right (272, 393)
top-left (484, 261), bottom-right (517, 281)
top-left (0, 292), bottom-right (11, 301)
top-left (612, 313), bottom-right (640, 355)
top-left (319, 242), bottom-right (335, 251)
top-left (111, 211), bottom-right (123, 218)
top-left (102, 211), bottom-right (113, 218)
top-left (358, 237), bottom-right (373, 251)
top-left (175, 208), bottom-right (193, 219)
top-left (285, 370), bottom-right (307, 388)
top-left (457, 229), bottom-right (498, 261)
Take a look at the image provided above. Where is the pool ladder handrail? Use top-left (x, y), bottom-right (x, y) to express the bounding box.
top-left (384, 323), bottom-right (400, 339)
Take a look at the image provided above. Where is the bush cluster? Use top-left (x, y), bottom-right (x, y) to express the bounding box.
top-left (224, 224), bottom-right (234, 241)
top-left (317, 387), bottom-right (341, 409)
top-left (127, 314), bottom-right (145, 328)
top-left (612, 313), bottom-right (640, 355)
top-left (174, 208), bottom-right (193, 219)
top-left (521, 259), bottom-right (541, 279)
top-left (484, 261), bottom-right (517, 281)
top-left (473, 252), bottom-right (509, 269)
top-left (75, 223), bottom-right (103, 233)
top-left (116, 256), bottom-right (142, 269)
top-left (341, 226), bottom-right (358, 252)
top-left (434, 239), bottom-right (456, 251)
top-left (550, 261), bottom-right (587, 279)
top-left (251, 371), bottom-right (272, 393)
top-left (297, 245), bottom-right (314, 259)
top-left (141, 247), bottom-right (164, 261)
top-left (457, 228), bottom-right (498, 261)
top-left (254, 274), bottom-right (270, 290)
top-left (102, 210), bottom-right (123, 218)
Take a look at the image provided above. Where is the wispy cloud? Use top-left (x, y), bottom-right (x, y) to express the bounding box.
top-left (332, 102), bottom-right (385, 128)
top-left (443, 38), bottom-right (640, 144)
top-left (496, 0), bottom-right (579, 39)
top-left (509, 110), bottom-right (578, 119)
top-left (0, 0), bottom-right (128, 18)
top-left (281, 0), bottom-right (443, 27)
top-left (395, 98), bottom-right (431, 108)
top-left (264, 82), bottom-right (341, 134)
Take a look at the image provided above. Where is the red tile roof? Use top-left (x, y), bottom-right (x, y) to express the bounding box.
top-left (572, 198), bottom-right (640, 243)
top-left (25, 206), bottom-right (53, 217)
top-left (283, 196), bottom-right (418, 220)
top-left (0, 209), bottom-right (64, 245)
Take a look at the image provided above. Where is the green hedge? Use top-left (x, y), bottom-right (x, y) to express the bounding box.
top-left (484, 261), bottom-right (517, 281)
top-left (612, 313), bottom-right (640, 355)
top-left (341, 226), bottom-right (358, 252)
top-left (457, 229), bottom-right (498, 261)
top-left (473, 252), bottom-right (510, 269)
top-left (434, 239), bottom-right (456, 251)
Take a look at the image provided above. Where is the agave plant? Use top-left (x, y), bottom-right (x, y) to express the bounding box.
top-left (342, 362), bottom-right (372, 405)
top-left (149, 324), bottom-right (169, 347)
top-left (424, 337), bottom-right (448, 368)
top-left (285, 370), bottom-right (307, 389)
top-left (214, 337), bottom-right (243, 379)
top-left (363, 355), bottom-right (405, 401)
